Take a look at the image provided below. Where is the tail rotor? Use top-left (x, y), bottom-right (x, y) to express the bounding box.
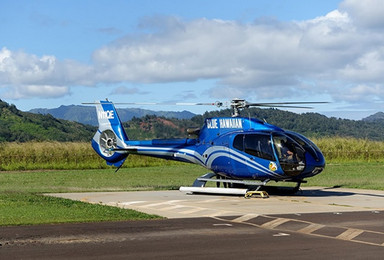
top-left (99, 130), bottom-right (118, 156)
top-left (85, 100), bottom-right (130, 167)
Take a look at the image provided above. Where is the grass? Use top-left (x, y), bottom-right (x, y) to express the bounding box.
top-left (0, 192), bottom-right (159, 226)
top-left (1, 138), bottom-right (384, 171)
top-left (0, 164), bottom-right (206, 226)
top-left (314, 137), bottom-right (384, 163)
top-left (0, 164), bottom-right (206, 193)
top-left (0, 142), bottom-right (181, 171)
top-left (302, 162), bottom-right (384, 190)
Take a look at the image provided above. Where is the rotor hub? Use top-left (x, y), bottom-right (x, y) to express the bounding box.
top-left (230, 98), bottom-right (248, 117)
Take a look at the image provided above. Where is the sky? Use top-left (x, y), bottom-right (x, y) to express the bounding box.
top-left (1, 0), bottom-right (384, 120)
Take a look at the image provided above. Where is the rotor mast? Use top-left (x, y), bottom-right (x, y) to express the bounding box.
top-left (230, 98), bottom-right (247, 117)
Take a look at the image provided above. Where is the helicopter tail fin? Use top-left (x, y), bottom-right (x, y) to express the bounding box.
top-left (91, 100), bottom-right (129, 167)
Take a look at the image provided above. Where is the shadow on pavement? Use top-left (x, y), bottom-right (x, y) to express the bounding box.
top-left (261, 185), bottom-right (384, 198)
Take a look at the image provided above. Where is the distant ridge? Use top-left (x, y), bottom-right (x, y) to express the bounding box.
top-left (0, 100), bottom-right (94, 142)
top-left (30, 105), bottom-right (196, 126)
top-left (362, 112), bottom-right (384, 122)
top-left (6, 101), bottom-right (383, 141)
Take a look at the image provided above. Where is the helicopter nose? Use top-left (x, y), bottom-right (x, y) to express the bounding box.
top-left (312, 166), bottom-right (324, 175)
top-left (303, 152), bottom-right (325, 177)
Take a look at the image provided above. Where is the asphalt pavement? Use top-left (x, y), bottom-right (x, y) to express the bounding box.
top-left (1, 212), bottom-right (383, 259)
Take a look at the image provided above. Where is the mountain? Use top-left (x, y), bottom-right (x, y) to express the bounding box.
top-left (362, 112), bottom-right (384, 123)
top-left (3, 99), bottom-right (384, 142)
top-left (0, 100), bottom-right (95, 142)
top-left (30, 105), bottom-right (196, 126)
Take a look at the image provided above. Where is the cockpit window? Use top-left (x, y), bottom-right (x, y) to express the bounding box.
top-left (233, 134), bottom-right (275, 161)
top-left (273, 134), bottom-right (305, 176)
top-left (285, 132), bottom-right (320, 161)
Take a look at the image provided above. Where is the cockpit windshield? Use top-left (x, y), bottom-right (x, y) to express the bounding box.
top-left (285, 131), bottom-right (321, 161)
top-left (272, 134), bottom-right (305, 176)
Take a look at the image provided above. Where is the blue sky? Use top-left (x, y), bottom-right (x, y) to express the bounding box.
top-left (1, 0), bottom-right (384, 119)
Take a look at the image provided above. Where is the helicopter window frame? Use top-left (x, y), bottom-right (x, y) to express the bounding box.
top-left (272, 133), bottom-right (306, 176)
top-left (286, 131), bottom-right (322, 152)
top-left (285, 131), bottom-right (320, 161)
top-left (233, 133), bottom-right (275, 161)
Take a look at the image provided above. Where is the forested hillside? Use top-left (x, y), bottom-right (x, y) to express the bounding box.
top-left (2, 99), bottom-right (384, 142)
top-left (121, 108), bottom-right (384, 141)
top-left (30, 105), bottom-right (195, 125)
top-left (123, 115), bottom-right (202, 139)
top-left (0, 100), bottom-right (95, 142)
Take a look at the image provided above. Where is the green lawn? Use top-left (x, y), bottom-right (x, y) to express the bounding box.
top-left (0, 164), bottom-right (205, 226)
top-left (0, 164), bottom-right (206, 193)
top-left (302, 162), bottom-right (384, 190)
top-left (0, 192), bottom-right (160, 226)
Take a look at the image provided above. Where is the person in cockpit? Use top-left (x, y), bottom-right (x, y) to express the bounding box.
top-left (281, 140), bottom-right (295, 161)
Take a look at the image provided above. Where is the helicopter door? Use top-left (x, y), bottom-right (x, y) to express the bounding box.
top-left (232, 134), bottom-right (275, 179)
top-left (272, 134), bottom-right (306, 176)
top-left (231, 134), bottom-right (248, 177)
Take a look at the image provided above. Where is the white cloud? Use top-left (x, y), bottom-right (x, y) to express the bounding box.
top-left (3, 0), bottom-right (384, 107)
top-left (0, 47), bottom-right (90, 99)
top-left (0, 47), bottom-right (57, 85)
top-left (340, 0), bottom-right (384, 29)
top-left (90, 12), bottom-right (360, 100)
top-left (330, 83), bottom-right (384, 103)
top-left (341, 48), bottom-right (384, 82)
top-left (9, 85), bottom-right (69, 99)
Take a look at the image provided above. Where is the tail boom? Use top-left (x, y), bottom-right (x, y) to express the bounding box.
top-left (91, 100), bottom-right (200, 168)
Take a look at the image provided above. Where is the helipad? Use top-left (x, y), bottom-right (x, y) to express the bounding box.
top-left (48, 187), bottom-right (384, 218)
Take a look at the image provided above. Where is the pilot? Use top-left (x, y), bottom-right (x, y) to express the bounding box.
top-left (281, 140), bottom-right (295, 161)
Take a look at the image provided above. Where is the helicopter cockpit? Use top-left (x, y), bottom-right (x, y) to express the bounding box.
top-left (233, 131), bottom-right (323, 177)
top-left (272, 133), bottom-right (305, 176)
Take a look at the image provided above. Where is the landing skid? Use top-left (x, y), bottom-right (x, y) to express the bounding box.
top-left (192, 173), bottom-right (269, 189)
top-left (179, 173), bottom-right (305, 197)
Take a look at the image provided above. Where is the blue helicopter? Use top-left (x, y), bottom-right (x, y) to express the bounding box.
top-left (88, 99), bottom-right (326, 196)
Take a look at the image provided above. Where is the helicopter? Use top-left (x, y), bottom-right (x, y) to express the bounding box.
top-left (86, 99), bottom-right (327, 196)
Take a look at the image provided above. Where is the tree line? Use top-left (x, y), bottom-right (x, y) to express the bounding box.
top-left (2, 99), bottom-right (384, 142)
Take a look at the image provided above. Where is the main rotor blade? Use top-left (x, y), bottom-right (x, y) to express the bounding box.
top-left (82, 102), bottom-right (166, 105)
top-left (245, 101), bottom-right (329, 109)
top-left (97, 102), bottom-right (224, 107)
top-left (82, 100), bottom-right (328, 110)
top-left (251, 105), bottom-right (315, 109)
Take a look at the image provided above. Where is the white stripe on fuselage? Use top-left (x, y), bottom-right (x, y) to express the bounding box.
top-left (129, 145), bottom-right (281, 179)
